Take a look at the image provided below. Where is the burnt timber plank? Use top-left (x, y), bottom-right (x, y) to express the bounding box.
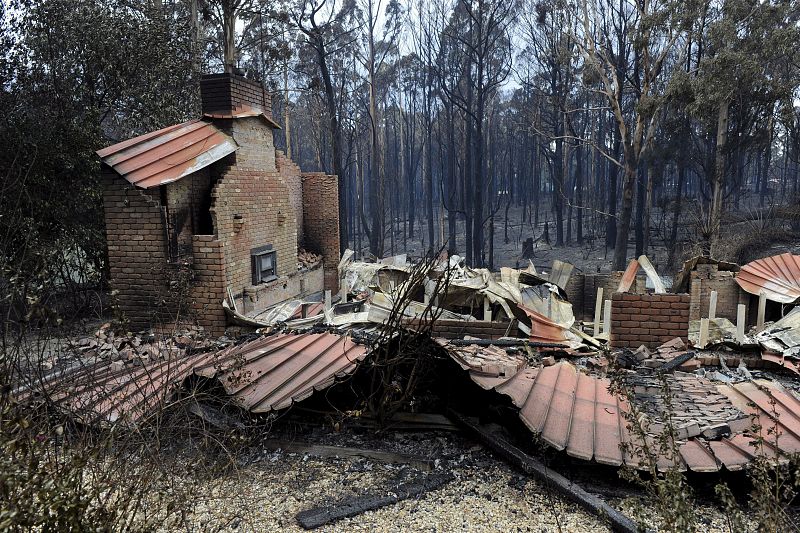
top-left (448, 410), bottom-right (640, 533)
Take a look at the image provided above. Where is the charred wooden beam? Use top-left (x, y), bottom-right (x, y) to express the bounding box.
top-left (296, 472), bottom-right (454, 529)
top-left (659, 351), bottom-right (696, 372)
top-left (448, 410), bottom-right (640, 533)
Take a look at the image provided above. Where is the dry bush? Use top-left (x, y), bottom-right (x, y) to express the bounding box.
top-left (0, 296), bottom-right (253, 531)
top-left (610, 363), bottom-right (800, 533)
top-left (363, 252), bottom-right (455, 423)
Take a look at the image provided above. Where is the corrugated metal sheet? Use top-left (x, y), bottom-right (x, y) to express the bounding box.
top-left (617, 255), bottom-right (666, 294)
top-left (447, 345), bottom-right (800, 472)
top-left (97, 119), bottom-right (237, 189)
top-left (520, 305), bottom-right (572, 345)
top-left (736, 253), bottom-right (800, 304)
top-left (15, 350), bottom-right (216, 426)
top-left (193, 332), bottom-right (368, 412)
top-left (203, 103), bottom-right (282, 129)
top-left (756, 307), bottom-right (800, 357)
top-left (16, 332), bottom-right (369, 424)
top-left (617, 259), bottom-right (639, 293)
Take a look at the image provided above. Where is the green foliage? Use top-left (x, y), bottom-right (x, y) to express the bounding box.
top-left (0, 0), bottom-right (198, 321)
top-left (683, 0), bottom-right (798, 130)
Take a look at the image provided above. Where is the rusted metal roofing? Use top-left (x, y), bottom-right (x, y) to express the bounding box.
top-left (193, 332), bottom-right (368, 412)
top-left (617, 259), bottom-right (639, 293)
top-left (520, 306), bottom-right (572, 346)
top-left (14, 350), bottom-right (216, 426)
top-left (736, 253), bottom-right (800, 304)
top-left (446, 344), bottom-right (800, 472)
top-left (16, 331), bottom-right (369, 424)
top-left (617, 255), bottom-right (666, 293)
top-left (203, 103), bottom-right (282, 129)
top-left (96, 119), bottom-right (237, 189)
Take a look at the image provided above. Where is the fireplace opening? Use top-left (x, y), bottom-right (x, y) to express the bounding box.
top-left (251, 245), bottom-right (277, 285)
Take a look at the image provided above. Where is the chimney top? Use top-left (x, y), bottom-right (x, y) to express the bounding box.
top-left (200, 72), bottom-right (271, 117)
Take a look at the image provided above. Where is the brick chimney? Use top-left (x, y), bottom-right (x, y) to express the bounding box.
top-left (200, 73), bottom-right (272, 116)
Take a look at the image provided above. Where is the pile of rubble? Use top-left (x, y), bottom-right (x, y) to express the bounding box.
top-left (16, 251), bottom-right (800, 475)
top-left (16, 249), bottom-right (800, 532)
top-left (626, 372), bottom-right (750, 439)
top-left (68, 322), bottom-right (220, 368)
top-left (297, 248), bottom-right (322, 270)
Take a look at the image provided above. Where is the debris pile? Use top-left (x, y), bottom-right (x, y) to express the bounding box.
top-left (625, 372), bottom-right (750, 438)
top-left (15, 250), bottom-right (800, 475)
top-left (68, 322), bottom-right (218, 367)
top-left (297, 249), bottom-right (322, 270)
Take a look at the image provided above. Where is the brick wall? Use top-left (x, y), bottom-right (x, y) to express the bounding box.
top-left (200, 73), bottom-right (272, 116)
top-left (102, 169), bottom-right (171, 329)
top-left (190, 235), bottom-right (227, 336)
top-left (235, 264), bottom-right (324, 316)
top-left (570, 272), bottom-right (646, 321)
top-left (103, 73), bottom-right (336, 335)
top-left (611, 293), bottom-right (691, 348)
top-left (210, 116), bottom-right (298, 294)
top-left (563, 274), bottom-right (585, 320)
top-left (276, 150), bottom-right (304, 243)
top-left (688, 264), bottom-right (750, 322)
top-left (302, 172), bottom-right (341, 291)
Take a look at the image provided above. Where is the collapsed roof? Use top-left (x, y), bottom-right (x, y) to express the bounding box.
top-left (15, 251), bottom-right (800, 474)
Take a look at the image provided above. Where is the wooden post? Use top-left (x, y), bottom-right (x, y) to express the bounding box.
top-left (593, 287), bottom-right (604, 337)
top-left (483, 297), bottom-right (492, 321)
top-left (708, 290), bottom-right (717, 320)
top-left (736, 304), bottom-right (746, 343)
top-left (699, 318), bottom-right (709, 349)
top-left (325, 290), bottom-right (332, 313)
top-left (757, 292), bottom-right (767, 331)
top-left (602, 299), bottom-right (612, 336)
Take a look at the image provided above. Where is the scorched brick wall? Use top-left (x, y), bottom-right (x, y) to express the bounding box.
top-left (688, 264), bottom-right (750, 322)
top-left (277, 150), bottom-right (304, 243)
top-left (200, 73), bottom-right (272, 116)
top-left (568, 272), bottom-right (645, 321)
top-left (302, 172), bottom-right (340, 291)
top-left (611, 293), bottom-right (691, 349)
top-left (210, 116), bottom-right (298, 293)
top-left (190, 235), bottom-right (227, 336)
top-left (102, 169), bottom-right (171, 329)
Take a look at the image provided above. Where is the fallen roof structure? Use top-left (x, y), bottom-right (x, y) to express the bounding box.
top-left (17, 331), bottom-right (370, 425)
top-left (14, 349), bottom-right (217, 426)
top-left (193, 332), bottom-right (368, 413)
top-left (16, 250), bottom-right (800, 475)
top-left (736, 253), bottom-right (800, 303)
top-left (444, 347), bottom-right (800, 472)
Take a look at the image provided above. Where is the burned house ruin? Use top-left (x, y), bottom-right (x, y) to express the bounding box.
top-left (97, 73), bottom-right (340, 335)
